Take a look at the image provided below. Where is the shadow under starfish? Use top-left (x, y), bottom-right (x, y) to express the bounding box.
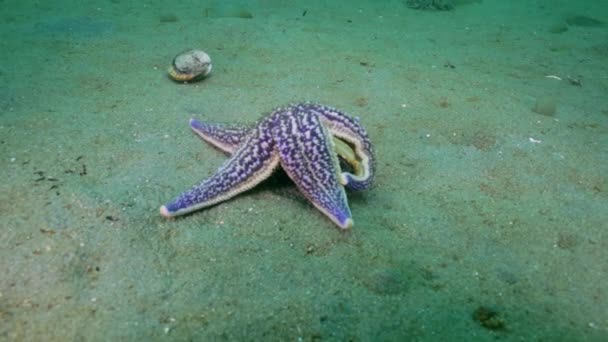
top-left (160, 103), bottom-right (375, 229)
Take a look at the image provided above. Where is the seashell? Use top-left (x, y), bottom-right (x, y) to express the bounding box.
top-left (168, 49), bottom-right (212, 82)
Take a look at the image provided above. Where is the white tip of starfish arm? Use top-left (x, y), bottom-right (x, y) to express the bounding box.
top-left (160, 203), bottom-right (207, 218)
top-left (160, 205), bottom-right (173, 218)
top-left (338, 173), bottom-right (349, 186)
top-left (309, 200), bottom-right (354, 229)
top-left (340, 218), bottom-right (354, 229)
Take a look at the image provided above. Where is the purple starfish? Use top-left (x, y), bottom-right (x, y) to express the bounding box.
top-left (160, 103), bottom-right (375, 229)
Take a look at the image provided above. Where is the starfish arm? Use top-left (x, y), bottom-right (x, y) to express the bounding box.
top-left (296, 103), bottom-right (376, 191)
top-left (161, 120), bottom-right (279, 217)
top-left (189, 119), bottom-right (251, 154)
top-left (274, 107), bottom-right (353, 229)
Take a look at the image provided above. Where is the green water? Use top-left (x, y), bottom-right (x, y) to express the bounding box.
top-left (1, 0), bottom-right (607, 340)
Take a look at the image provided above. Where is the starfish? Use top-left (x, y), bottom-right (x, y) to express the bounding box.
top-left (160, 103), bottom-right (375, 229)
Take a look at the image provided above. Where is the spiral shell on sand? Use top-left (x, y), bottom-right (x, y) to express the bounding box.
top-left (168, 49), bottom-right (212, 82)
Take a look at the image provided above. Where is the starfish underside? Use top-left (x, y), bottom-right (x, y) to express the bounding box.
top-left (160, 103), bottom-right (375, 229)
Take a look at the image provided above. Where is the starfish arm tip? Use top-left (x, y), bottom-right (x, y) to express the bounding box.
top-left (189, 118), bottom-right (199, 127)
top-left (339, 218), bottom-right (354, 229)
top-left (160, 205), bottom-right (173, 218)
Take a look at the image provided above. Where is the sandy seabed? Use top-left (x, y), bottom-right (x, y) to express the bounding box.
top-left (1, 0), bottom-right (607, 340)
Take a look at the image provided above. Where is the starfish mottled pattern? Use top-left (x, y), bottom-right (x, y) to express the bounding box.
top-left (160, 103), bottom-right (375, 229)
